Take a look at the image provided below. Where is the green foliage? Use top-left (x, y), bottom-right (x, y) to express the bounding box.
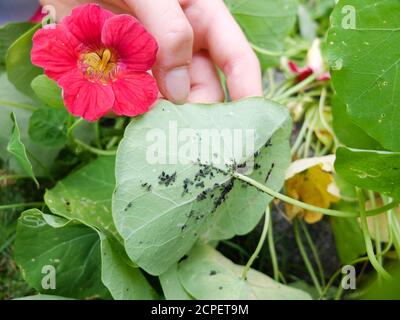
top-left (15, 209), bottom-right (109, 299)
top-left (7, 113), bottom-right (38, 187)
top-left (328, 0), bottom-right (400, 151)
top-left (0, 22), bottom-right (34, 67)
top-left (28, 108), bottom-right (68, 148)
top-left (335, 147), bottom-right (400, 200)
top-left (178, 245), bottom-right (311, 299)
top-left (31, 75), bottom-right (64, 109)
top-left (6, 24), bottom-right (42, 97)
top-left (225, 0), bottom-right (298, 66)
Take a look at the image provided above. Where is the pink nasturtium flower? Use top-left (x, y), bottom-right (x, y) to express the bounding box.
top-left (288, 39), bottom-right (330, 82)
top-left (31, 4), bottom-right (159, 121)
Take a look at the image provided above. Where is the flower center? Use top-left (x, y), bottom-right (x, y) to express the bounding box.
top-left (81, 48), bottom-right (117, 82)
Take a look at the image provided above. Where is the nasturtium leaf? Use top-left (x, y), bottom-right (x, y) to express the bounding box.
top-left (178, 245), bottom-right (312, 300)
top-left (225, 0), bottom-right (298, 66)
top-left (113, 98), bottom-right (291, 275)
top-left (29, 107), bottom-right (68, 148)
top-left (6, 24), bottom-right (42, 97)
top-left (0, 22), bottom-right (34, 66)
top-left (331, 95), bottom-right (381, 150)
top-left (15, 209), bottom-right (109, 299)
top-left (159, 264), bottom-right (193, 300)
top-left (328, 0), bottom-right (400, 151)
top-left (100, 234), bottom-right (158, 300)
top-left (335, 147), bottom-right (400, 200)
top-left (7, 112), bottom-right (39, 187)
top-left (31, 75), bottom-right (64, 109)
top-left (0, 72), bottom-right (60, 177)
top-left (45, 156), bottom-right (120, 240)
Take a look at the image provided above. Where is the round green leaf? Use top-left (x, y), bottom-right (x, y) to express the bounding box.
top-left (178, 245), bottom-right (312, 300)
top-left (328, 0), bottom-right (400, 151)
top-left (15, 209), bottom-right (109, 299)
top-left (113, 98), bottom-right (291, 275)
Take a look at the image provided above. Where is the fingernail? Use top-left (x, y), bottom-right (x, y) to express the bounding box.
top-left (165, 68), bottom-right (190, 103)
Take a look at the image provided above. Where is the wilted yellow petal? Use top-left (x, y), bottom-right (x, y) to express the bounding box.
top-left (285, 164), bottom-right (340, 224)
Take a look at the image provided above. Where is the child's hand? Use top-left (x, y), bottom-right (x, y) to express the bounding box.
top-left (40, 0), bottom-right (262, 103)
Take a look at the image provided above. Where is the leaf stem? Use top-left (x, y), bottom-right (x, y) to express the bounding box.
top-left (267, 219), bottom-right (280, 282)
top-left (242, 207), bottom-right (270, 280)
top-left (74, 139), bottom-right (117, 156)
top-left (299, 219), bottom-right (326, 287)
top-left (294, 218), bottom-right (322, 295)
top-left (232, 172), bottom-right (399, 218)
top-left (357, 188), bottom-right (392, 280)
top-left (274, 74), bottom-right (318, 102)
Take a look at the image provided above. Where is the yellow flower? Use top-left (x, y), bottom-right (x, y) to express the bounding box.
top-left (285, 162), bottom-right (340, 224)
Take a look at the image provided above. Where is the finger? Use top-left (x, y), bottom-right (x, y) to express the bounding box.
top-left (184, 0), bottom-right (262, 100)
top-left (125, 0), bottom-right (194, 103)
top-left (188, 51), bottom-right (224, 103)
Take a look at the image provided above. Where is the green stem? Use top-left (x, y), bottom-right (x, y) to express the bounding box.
top-left (300, 220), bottom-right (326, 287)
top-left (294, 219), bottom-right (322, 295)
top-left (67, 117), bottom-right (84, 140)
top-left (232, 172), bottom-right (398, 218)
top-left (0, 202), bottom-right (44, 211)
top-left (303, 108), bottom-right (318, 158)
top-left (274, 74), bottom-right (318, 102)
top-left (268, 220), bottom-right (280, 282)
top-left (0, 100), bottom-right (36, 111)
top-left (74, 139), bottom-right (117, 156)
top-left (251, 43), bottom-right (282, 57)
top-left (357, 188), bottom-right (391, 280)
top-left (291, 114), bottom-right (310, 157)
top-left (242, 207), bottom-right (270, 280)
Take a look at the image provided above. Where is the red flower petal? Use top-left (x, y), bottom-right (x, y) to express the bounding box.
top-left (31, 24), bottom-right (80, 81)
top-left (102, 15), bottom-right (158, 72)
top-left (62, 4), bottom-right (113, 48)
top-left (112, 72), bottom-right (158, 116)
top-left (58, 70), bottom-right (115, 122)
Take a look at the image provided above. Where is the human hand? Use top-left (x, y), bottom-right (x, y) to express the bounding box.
top-left (39, 0), bottom-right (262, 104)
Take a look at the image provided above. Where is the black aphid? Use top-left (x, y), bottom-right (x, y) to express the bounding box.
top-left (209, 270), bottom-right (217, 276)
top-left (158, 171), bottom-right (177, 186)
top-left (265, 163), bottom-right (275, 182)
top-left (195, 181), bottom-right (205, 188)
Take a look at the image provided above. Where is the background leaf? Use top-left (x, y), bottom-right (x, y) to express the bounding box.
top-left (225, 0), bottom-right (298, 67)
top-left (31, 75), bottom-right (64, 109)
top-left (328, 0), bottom-right (400, 151)
top-left (7, 112), bottom-right (38, 187)
top-left (6, 24), bottom-right (42, 97)
top-left (178, 245), bottom-right (312, 300)
top-left (28, 107), bottom-right (68, 148)
top-left (15, 209), bottom-right (109, 299)
top-left (335, 147), bottom-right (400, 200)
top-left (0, 22), bottom-right (34, 67)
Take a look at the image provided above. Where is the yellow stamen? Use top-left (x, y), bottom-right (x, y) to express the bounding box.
top-left (82, 48), bottom-right (116, 81)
